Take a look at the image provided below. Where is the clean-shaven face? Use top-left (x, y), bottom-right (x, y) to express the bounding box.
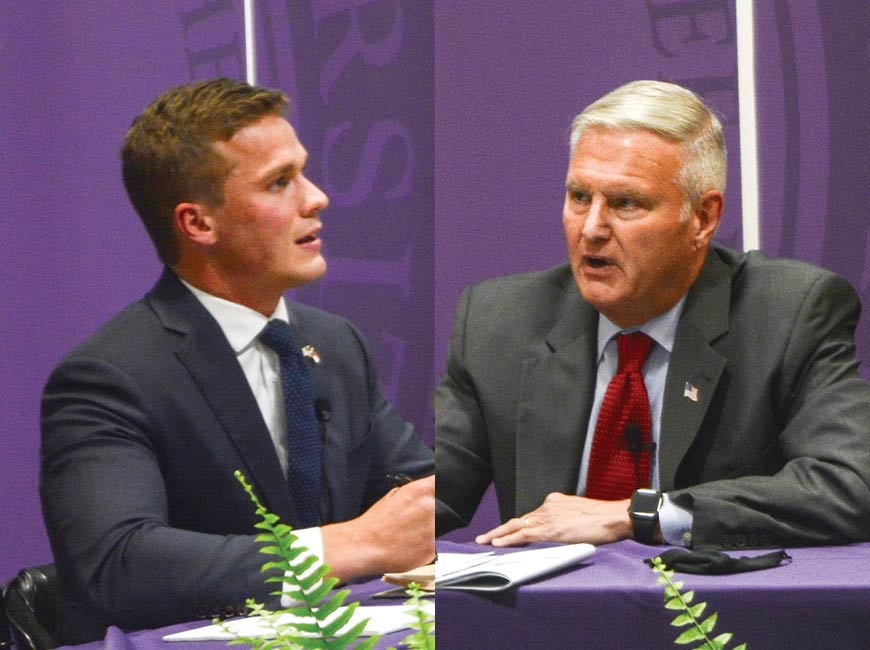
top-left (563, 128), bottom-right (703, 328)
top-left (208, 115), bottom-right (329, 295)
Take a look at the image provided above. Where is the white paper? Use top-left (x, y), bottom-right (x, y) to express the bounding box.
top-left (162, 603), bottom-right (433, 642)
top-left (435, 543), bottom-right (595, 591)
top-left (434, 551), bottom-right (494, 577)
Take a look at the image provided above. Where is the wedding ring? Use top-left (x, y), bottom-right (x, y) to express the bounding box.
top-left (524, 518), bottom-right (531, 528)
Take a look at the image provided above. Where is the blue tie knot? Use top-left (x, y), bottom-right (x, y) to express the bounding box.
top-left (259, 319), bottom-right (301, 360)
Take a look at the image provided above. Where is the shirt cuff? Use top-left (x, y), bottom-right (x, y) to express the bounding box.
top-left (279, 527), bottom-right (325, 608)
top-left (659, 493), bottom-right (694, 547)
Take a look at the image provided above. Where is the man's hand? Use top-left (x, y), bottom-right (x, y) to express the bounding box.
top-left (321, 475), bottom-right (435, 582)
top-left (474, 493), bottom-right (633, 547)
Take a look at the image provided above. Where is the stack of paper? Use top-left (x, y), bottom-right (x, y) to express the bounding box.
top-left (435, 543), bottom-right (595, 591)
top-left (162, 603), bottom-right (434, 642)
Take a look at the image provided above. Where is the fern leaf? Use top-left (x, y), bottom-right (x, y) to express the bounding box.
top-left (319, 609), bottom-right (356, 639)
top-left (698, 613), bottom-right (718, 634)
top-left (675, 626), bottom-right (706, 644)
top-left (282, 636), bottom-right (329, 650)
top-left (688, 602), bottom-right (707, 618)
top-left (327, 617), bottom-right (370, 648)
top-left (665, 596), bottom-right (686, 611)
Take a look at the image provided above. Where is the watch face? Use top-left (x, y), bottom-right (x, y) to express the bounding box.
top-left (631, 489), bottom-right (662, 517)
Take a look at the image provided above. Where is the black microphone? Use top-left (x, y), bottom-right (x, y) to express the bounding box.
top-left (314, 398), bottom-right (331, 445)
top-left (623, 424), bottom-right (656, 454)
top-left (314, 398), bottom-right (332, 422)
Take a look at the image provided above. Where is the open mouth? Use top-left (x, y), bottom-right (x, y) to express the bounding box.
top-left (585, 256), bottom-right (609, 269)
top-left (295, 233), bottom-right (318, 244)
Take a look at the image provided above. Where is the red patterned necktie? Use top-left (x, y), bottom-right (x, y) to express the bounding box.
top-left (585, 331), bottom-right (655, 500)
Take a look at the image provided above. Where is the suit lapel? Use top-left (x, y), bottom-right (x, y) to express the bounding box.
top-left (658, 250), bottom-right (731, 491)
top-left (515, 292), bottom-right (599, 514)
top-left (147, 270), bottom-right (297, 522)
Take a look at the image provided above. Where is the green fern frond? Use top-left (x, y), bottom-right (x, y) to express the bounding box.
top-left (393, 583), bottom-right (434, 650)
top-left (230, 470), bottom-right (375, 650)
top-left (649, 556), bottom-right (747, 650)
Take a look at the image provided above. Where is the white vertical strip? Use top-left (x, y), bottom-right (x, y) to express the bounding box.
top-left (243, 0), bottom-right (257, 85)
top-left (735, 0), bottom-right (760, 251)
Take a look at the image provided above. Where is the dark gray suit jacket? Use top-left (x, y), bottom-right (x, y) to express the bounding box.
top-left (435, 244), bottom-right (870, 549)
top-left (41, 269), bottom-right (433, 643)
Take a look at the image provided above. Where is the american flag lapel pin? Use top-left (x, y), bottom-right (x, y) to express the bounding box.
top-left (683, 382), bottom-right (699, 402)
top-left (302, 345), bottom-right (321, 365)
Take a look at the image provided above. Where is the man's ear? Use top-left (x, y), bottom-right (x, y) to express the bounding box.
top-left (174, 202), bottom-right (217, 246)
top-left (691, 190), bottom-right (723, 250)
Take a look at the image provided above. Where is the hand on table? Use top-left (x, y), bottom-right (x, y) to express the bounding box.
top-left (475, 493), bottom-right (633, 547)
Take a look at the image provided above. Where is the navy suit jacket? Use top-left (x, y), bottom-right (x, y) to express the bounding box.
top-left (41, 269), bottom-right (433, 643)
top-left (435, 244), bottom-right (870, 549)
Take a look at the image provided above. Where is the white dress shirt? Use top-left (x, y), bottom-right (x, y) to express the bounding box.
top-left (180, 280), bottom-right (325, 579)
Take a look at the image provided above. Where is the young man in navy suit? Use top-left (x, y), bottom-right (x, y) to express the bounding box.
top-left (41, 78), bottom-right (434, 643)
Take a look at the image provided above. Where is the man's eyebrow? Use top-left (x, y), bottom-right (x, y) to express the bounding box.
top-left (564, 181), bottom-right (645, 195)
top-left (262, 160), bottom-right (304, 180)
top-left (605, 186), bottom-right (649, 200)
top-left (270, 163), bottom-right (296, 175)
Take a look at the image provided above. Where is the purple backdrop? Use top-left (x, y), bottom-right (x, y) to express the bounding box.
top-left (1, 0), bottom-right (433, 584)
top-left (2, 0), bottom-right (869, 591)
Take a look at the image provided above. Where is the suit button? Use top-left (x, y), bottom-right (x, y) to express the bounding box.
top-left (721, 534), bottom-right (733, 548)
top-left (734, 534), bottom-right (747, 547)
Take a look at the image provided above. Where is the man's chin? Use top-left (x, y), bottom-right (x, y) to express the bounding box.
top-left (289, 259), bottom-right (327, 288)
top-left (577, 278), bottom-right (621, 310)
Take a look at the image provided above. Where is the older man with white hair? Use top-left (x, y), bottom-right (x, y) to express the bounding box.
top-left (435, 80), bottom-right (870, 551)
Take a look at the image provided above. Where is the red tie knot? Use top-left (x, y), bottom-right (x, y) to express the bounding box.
top-left (617, 331), bottom-right (655, 373)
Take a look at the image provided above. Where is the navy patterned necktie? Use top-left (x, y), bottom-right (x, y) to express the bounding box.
top-left (259, 319), bottom-right (322, 528)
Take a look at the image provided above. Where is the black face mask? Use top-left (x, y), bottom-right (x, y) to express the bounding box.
top-left (646, 548), bottom-right (792, 575)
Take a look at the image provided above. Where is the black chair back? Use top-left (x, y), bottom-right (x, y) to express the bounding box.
top-left (0, 594), bottom-right (14, 650)
top-left (2, 565), bottom-right (60, 650)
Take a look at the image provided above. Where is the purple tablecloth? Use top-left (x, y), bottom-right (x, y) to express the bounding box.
top-left (55, 540), bottom-right (870, 649)
top-left (57, 577), bottom-right (416, 650)
top-left (437, 539), bottom-right (870, 649)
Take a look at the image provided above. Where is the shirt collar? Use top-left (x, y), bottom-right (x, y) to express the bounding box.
top-left (179, 279), bottom-right (290, 354)
top-left (596, 296), bottom-right (687, 362)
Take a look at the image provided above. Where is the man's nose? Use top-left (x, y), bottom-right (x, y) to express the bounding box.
top-left (302, 175), bottom-right (329, 215)
top-left (581, 198), bottom-right (609, 238)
